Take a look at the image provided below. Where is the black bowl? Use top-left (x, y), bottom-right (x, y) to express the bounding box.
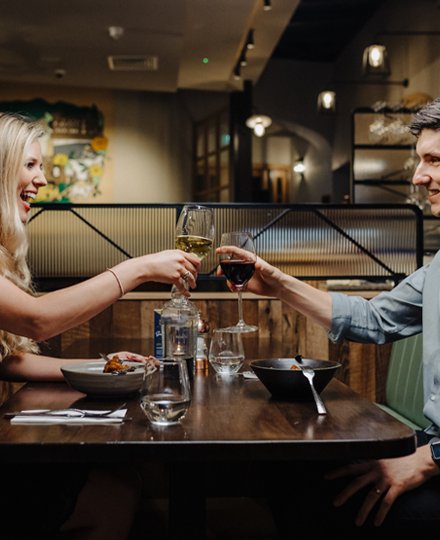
top-left (250, 358), bottom-right (341, 400)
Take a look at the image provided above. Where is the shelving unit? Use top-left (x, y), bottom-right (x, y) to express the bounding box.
top-left (351, 107), bottom-right (417, 205)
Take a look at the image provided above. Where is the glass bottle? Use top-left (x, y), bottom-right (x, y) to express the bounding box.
top-left (160, 290), bottom-right (199, 378)
top-left (196, 316), bottom-right (210, 374)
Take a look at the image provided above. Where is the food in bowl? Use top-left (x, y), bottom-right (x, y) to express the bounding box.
top-left (250, 358), bottom-right (341, 400)
top-left (61, 361), bottom-right (145, 397)
top-left (103, 354), bottom-right (136, 374)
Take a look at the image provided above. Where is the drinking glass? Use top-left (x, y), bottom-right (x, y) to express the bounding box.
top-left (208, 329), bottom-right (245, 375)
top-left (173, 204), bottom-right (215, 296)
top-left (219, 231), bottom-right (258, 333)
top-left (139, 358), bottom-right (191, 426)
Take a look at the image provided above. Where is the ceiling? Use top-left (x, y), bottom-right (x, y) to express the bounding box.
top-left (0, 0), bottom-right (299, 93)
top-left (273, 0), bottom-right (387, 62)
top-left (0, 0), bottom-right (389, 94)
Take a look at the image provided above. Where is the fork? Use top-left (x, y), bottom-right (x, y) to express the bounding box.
top-left (4, 402), bottom-right (127, 419)
top-left (294, 355), bottom-right (327, 415)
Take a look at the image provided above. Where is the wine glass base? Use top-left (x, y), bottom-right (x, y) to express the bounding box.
top-left (222, 324), bottom-right (258, 334)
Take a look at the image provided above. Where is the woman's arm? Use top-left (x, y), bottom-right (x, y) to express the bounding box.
top-left (0, 352), bottom-right (93, 381)
top-left (0, 250), bottom-right (200, 342)
top-left (0, 350), bottom-right (152, 382)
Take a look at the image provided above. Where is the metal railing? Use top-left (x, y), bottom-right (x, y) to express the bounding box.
top-left (27, 203), bottom-right (423, 286)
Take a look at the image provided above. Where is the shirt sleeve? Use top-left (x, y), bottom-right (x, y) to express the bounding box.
top-left (328, 265), bottom-right (426, 344)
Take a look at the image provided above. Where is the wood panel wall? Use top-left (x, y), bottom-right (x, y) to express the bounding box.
top-left (38, 283), bottom-right (391, 402)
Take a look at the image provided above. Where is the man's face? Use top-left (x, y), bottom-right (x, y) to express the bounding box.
top-left (413, 129), bottom-right (440, 217)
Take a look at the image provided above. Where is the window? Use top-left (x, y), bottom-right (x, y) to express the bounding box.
top-left (194, 111), bottom-right (231, 201)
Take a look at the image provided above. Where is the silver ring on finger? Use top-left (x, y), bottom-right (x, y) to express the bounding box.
top-left (181, 270), bottom-right (191, 281)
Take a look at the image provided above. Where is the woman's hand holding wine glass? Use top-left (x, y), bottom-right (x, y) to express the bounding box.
top-left (175, 204), bottom-right (214, 261)
top-left (173, 204), bottom-right (215, 295)
top-left (217, 231), bottom-right (258, 333)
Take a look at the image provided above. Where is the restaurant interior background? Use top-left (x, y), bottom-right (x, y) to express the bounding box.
top-left (0, 9), bottom-right (432, 533)
top-left (0, 0), bottom-right (438, 207)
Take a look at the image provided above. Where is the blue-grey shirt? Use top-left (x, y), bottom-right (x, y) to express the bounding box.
top-left (329, 250), bottom-right (440, 430)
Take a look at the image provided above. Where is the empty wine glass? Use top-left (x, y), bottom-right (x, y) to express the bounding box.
top-left (219, 231), bottom-right (258, 333)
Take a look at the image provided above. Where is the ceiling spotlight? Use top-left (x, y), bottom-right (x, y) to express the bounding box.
top-left (233, 64), bottom-right (241, 80)
top-left (246, 114), bottom-right (272, 137)
top-left (108, 26), bottom-right (125, 40)
top-left (263, 0), bottom-right (272, 11)
top-left (239, 50), bottom-right (248, 67)
top-left (317, 91), bottom-right (336, 113)
top-left (362, 44), bottom-right (390, 77)
top-left (246, 29), bottom-right (255, 50)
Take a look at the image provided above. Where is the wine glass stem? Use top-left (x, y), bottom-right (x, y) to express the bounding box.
top-left (237, 289), bottom-right (245, 326)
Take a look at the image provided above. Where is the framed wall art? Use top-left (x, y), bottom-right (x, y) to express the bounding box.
top-left (0, 98), bottom-right (108, 203)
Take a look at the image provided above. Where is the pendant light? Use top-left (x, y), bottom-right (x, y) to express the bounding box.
top-left (246, 115), bottom-right (272, 137)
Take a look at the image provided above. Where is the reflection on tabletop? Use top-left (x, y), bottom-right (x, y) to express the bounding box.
top-left (6, 382), bottom-right (83, 412)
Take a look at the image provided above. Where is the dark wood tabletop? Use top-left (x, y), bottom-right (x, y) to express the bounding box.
top-left (0, 337), bottom-right (416, 464)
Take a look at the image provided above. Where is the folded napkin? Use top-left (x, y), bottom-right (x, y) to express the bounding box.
top-left (241, 371), bottom-right (258, 379)
top-left (10, 408), bottom-right (127, 425)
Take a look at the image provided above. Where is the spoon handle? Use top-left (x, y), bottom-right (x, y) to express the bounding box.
top-left (308, 379), bottom-right (327, 415)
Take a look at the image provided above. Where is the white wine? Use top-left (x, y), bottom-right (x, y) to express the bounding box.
top-left (176, 235), bottom-right (213, 260)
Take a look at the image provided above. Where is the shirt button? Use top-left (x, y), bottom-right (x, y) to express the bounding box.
top-left (431, 395), bottom-right (437, 401)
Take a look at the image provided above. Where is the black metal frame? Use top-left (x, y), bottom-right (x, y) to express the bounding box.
top-left (28, 202), bottom-right (423, 289)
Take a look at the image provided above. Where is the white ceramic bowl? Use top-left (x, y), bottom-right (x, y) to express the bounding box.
top-left (61, 361), bottom-right (145, 397)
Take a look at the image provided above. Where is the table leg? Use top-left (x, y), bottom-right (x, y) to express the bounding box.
top-left (168, 462), bottom-right (206, 539)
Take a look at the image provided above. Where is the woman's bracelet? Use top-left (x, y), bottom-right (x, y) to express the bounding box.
top-left (106, 267), bottom-right (125, 297)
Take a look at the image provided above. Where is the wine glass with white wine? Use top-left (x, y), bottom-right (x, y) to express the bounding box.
top-left (174, 204), bottom-right (215, 294)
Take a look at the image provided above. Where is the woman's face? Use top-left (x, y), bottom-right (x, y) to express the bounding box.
top-left (17, 140), bottom-right (47, 224)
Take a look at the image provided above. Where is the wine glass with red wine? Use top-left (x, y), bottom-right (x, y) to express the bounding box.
top-left (219, 231), bottom-right (258, 333)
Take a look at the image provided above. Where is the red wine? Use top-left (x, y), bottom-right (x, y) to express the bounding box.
top-left (220, 260), bottom-right (255, 287)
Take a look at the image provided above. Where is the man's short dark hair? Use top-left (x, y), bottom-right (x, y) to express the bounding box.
top-left (409, 97), bottom-right (440, 136)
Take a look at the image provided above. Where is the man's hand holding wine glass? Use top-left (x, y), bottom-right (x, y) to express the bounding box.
top-left (216, 232), bottom-right (258, 333)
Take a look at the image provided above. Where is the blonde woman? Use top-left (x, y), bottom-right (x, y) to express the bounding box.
top-left (0, 112), bottom-right (200, 539)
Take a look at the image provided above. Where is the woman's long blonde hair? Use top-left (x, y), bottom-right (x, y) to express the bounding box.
top-left (0, 113), bottom-right (46, 359)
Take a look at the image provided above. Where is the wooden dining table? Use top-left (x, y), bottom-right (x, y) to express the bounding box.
top-left (0, 337), bottom-right (416, 538)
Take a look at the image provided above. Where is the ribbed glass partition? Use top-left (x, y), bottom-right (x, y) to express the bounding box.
top-left (27, 203), bottom-right (423, 284)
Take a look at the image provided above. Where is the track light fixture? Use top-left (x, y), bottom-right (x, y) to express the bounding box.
top-left (246, 29), bottom-right (255, 50)
top-left (239, 50), bottom-right (248, 67)
top-left (263, 0), bottom-right (272, 11)
top-left (233, 64), bottom-right (241, 80)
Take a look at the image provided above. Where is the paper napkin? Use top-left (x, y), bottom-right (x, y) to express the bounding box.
top-left (10, 409), bottom-right (127, 425)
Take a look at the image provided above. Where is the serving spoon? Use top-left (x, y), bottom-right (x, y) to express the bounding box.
top-left (294, 355), bottom-right (327, 415)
